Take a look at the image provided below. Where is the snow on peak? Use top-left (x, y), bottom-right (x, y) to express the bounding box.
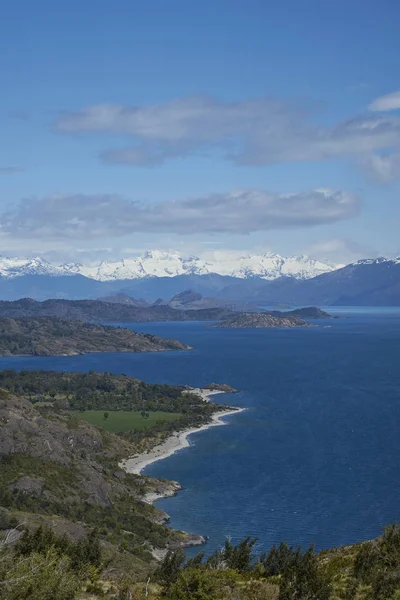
top-left (0, 250), bottom-right (339, 281)
top-left (0, 255), bottom-right (65, 279)
top-left (353, 257), bottom-right (393, 266)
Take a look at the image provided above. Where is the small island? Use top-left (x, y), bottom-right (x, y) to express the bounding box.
top-left (0, 316), bottom-right (190, 356)
top-left (209, 312), bottom-right (315, 328)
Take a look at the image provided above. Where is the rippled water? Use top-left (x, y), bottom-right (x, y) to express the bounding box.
top-left (1, 307), bottom-right (400, 554)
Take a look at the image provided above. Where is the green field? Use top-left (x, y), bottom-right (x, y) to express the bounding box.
top-left (73, 410), bottom-right (182, 433)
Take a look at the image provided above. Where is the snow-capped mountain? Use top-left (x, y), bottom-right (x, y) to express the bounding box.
top-left (0, 255), bottom-right (67, 279)
top-left (0, 250), bottom-right (339, 281)
top-left (71, 251), bottom-right (208, 281)
top-left (353, 257), bottom-right (400, 266)
top-left (71, 251), bottom-right (339, 281)
top-left (193, 252), bottom-right (338, 280)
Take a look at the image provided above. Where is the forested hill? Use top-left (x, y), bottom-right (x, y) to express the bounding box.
top-left (0, 298), bottom-right (232, 322)
top-left (0, 317), bottom-right (190, 356)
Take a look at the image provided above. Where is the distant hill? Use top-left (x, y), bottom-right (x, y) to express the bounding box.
top-left (164, 289), bottom-right (243, 310)
top-left (267, 306), bottom-right (333, 319)
top-left (241, 258), bottom-right (400, 306)
top-left (209, 312), bottom-right (314, 328)
top-left (0, 298), bottom-right (232, 322)
top-left (98, 292), bottom-right (150, 306)
top-left (0, 257), bottom-right (399, 306)
top-left (0, 317), bottom-right (190, 356)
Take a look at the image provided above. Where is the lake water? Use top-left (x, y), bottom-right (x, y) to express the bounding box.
top-left (1, 307), bottom-right (400, 554)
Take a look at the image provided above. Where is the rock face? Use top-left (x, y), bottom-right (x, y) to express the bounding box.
top-left (0, 316), bottom-right (190, 356)
top-left (0, 390), bottom-right (131, 507)
top-left (209, 312), bottom-right (314, 328)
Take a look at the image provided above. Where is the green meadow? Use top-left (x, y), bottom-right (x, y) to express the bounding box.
top-left (73, 410), bottom-right (182, 433)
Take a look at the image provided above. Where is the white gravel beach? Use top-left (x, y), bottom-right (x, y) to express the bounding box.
top-left (121, 406), bottom-right (245, 476)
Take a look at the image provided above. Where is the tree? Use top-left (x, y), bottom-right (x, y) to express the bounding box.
top-left (165, 568), bottom-right (243, 600)
top-left (260, 542), bottom-right (303, 576)
top-left (0, 548), bottom-right (81, 600)
top-left (278, 546), bottom-right (331, 600)
top-left (352, 523), bottom-right (400, 599)
top-left (103, 412), bottom-right (109, 420)
top-left (206, 537), bottom-right (257, 572)
top-left (156, 550), bottom-right (185, 586)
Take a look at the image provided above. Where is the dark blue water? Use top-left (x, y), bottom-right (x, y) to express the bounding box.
top-left (1, 307), bottom-right (400, 554)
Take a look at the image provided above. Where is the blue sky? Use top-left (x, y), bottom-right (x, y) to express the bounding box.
top-left (1, 0), bottom-right (400, 264)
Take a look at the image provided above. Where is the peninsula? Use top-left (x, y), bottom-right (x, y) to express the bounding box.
top-left (0, 316), bottom-right (190, 356)
top-left (0, 370), bottom-right (241, 562)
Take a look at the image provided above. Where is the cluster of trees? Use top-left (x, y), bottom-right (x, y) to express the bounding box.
top-left (153, 525), bottom-right (400, 600)
top-left (0, 369), bottom-right (207, 414)
top-left (156, 537), bottom-right (329, 599)
top-left (3, 522), bottom-right (400, 598)
top-left (0, 526), bottom-right (102, 600)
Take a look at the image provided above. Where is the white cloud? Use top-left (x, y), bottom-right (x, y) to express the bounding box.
top-left (369, 90), bottom-right (400, 112)
top-left (53, 95), bottom-right (400, 180)
top-left (0, 188), bottom-right (360, 240)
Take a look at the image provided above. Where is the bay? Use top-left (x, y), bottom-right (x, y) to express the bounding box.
top-left (1, 307), bottom-right (400, 554)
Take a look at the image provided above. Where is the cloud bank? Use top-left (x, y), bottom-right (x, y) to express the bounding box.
top-left (0, 188), bottom-right (360, 240)
top-left (53, 92), bottom-right (400, 180)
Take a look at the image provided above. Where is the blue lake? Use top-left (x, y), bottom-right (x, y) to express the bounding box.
top-left (1, 307), bottom-right (400, 554)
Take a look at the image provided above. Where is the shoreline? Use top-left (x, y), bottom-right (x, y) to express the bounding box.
top-left (121, 406), bottom-right (245, 478)
top-left (183, 388), bottom-right (227, 402)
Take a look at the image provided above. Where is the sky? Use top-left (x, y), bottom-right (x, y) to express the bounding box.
top-left (1, 0), bottom-right (400, 266)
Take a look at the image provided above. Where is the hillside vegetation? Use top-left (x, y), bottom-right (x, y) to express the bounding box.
top-left (0, 370), bottom-right (228, 586)
top-left (0, 317), bottom-right (190, 356)
top-left (0, 371), bottom-right (397, 599)
top-left (0, 390), bottom-right (202, 571)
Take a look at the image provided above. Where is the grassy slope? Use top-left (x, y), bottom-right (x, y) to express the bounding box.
top-left (73, 410), bottom-right (182, 432)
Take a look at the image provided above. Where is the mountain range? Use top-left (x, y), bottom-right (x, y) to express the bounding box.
top-left (0, 252), bottom-right (399, 305)
top-left (0, 250), bottom-right (336, 281)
